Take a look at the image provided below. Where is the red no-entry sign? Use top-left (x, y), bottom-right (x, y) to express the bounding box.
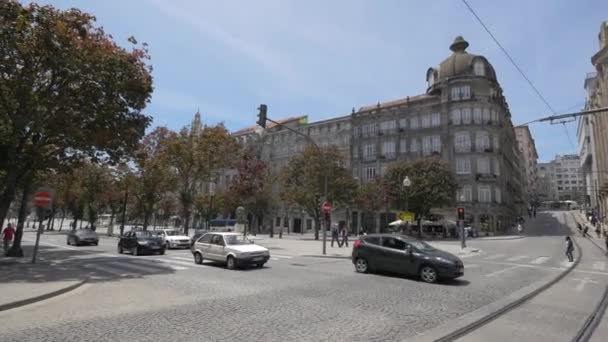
top-left (34, 191), bottom-right (52, 208)
top-left (322, 201), bottom-right (332, 213)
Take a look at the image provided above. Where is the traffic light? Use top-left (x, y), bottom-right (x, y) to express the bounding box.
top-left (457, 207), bottom-right (465, 220)
top-left (257, 104), bottom-right (267, 128)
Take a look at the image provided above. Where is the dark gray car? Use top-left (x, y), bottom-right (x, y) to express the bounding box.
top-left (67, 229), bottom-right (99, 246)
top-left (351, 234), bottom-right (464, 283)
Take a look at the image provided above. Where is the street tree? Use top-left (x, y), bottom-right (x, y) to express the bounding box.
top-left (280, 145), bottom-right (356, 240)
top-left (384, 158), bottom-right (458, 238)
top-left (165, 113), bottom-right (239, 235)
top-left (0, 2), bottom-right (153, 256)
top-left (354, 177), bottom-right (394, 233)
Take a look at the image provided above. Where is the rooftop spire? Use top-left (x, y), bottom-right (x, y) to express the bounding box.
top-left (450, 36), bottom-right (469, 53)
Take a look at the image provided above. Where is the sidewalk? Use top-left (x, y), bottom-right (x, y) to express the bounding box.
top-left (572, 211), bottom-right (607, 253)
top-left (0, 249), bottom-right (88, 311)
top-left (250, 234), bottom-right (480, 259)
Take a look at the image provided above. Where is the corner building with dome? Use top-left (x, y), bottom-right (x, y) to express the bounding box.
top-left (350, 36), bottom-right (526, 234)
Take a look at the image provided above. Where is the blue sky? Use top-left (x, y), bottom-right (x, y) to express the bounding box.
top-left (33, 0), bottom-right (607, 162)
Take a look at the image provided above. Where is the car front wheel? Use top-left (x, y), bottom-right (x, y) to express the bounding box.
top-left (194, 252), bottom-right (203, 265)
top-left (354, 257), bottom-right (369, 273)
top-left (117, 244), bottom-right (123, 254)
top-left (132, 246), bottom-right (139, 256)
top-left (420, 265), bottom-right (438, 283)
top-left (226, 256), bottom-right (236, 270)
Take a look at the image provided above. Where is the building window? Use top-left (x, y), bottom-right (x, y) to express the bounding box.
top-left (399, 118), bottom-right (407, 129)
top-left (475, 131), bottom-right (490, 151)
top-left (410, 138), bottom-right (419, 152)
top-left (400, 139), bottom-right (407, 153)
top-left (483, 108), bottom-right (491, 124)
top-left (491, 110), bottom-right (498, 124)
top-left (431, 113), bottom-right (440, 127)
top-left (494, 159), bottom-right (500, 176)
top-left (462, 107), bottom-right (472, 124)
top-left (454, 132), bottom-right (471, 153)
top-left (451, 87), bottom-right (460, 100)
top-left (462, 85), bottom-right (471, 99)
top-left (422, 136), bottom-right (432, 156)
top-left (478, 185), bottom-right (491, 203)
top-left (410, 116), bottom-right (419, 129)
top-left (473, 107), bottom-right (482, 124)
top-left (380, 120), bottom-right (396, 133)
top-left (364, 143), bottom-right (376, 158)
top-left (451, 109), bottom-right (461, 125)
top-left (494, 187), bottom-right (502, 203)
top-left (353, 146), bottom-right (359, 159)
top-left (457, 185), bottom-right (473, 202)
top-left (477, 157), bottom-right (490, 174)
top-left (365, 167), bottom-right (376, 180)
top-left (421, 114), bottom-right (431, 128)
top-left (474, 61), bottom-right (485, 76)
top-left (432, 135), bottom-right (441, 153)
top-left (456, 157), bottom-right (471, 174)
top-left (382, 141), bottom-right (396, 158)
top-left (493, 136), bottom-right (499, 150)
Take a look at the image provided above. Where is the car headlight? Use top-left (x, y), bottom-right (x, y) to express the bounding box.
top-left (435, 257), bottom-right (453, 264)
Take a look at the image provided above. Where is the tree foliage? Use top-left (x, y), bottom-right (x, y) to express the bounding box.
top-left (280, 145), bottom-right (355, 240)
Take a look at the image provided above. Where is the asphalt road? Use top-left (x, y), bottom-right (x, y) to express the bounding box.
top-left (1, 211), bottom-right (604, 342)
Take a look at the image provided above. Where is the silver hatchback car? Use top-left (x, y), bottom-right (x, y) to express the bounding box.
top-left (191, 232), bottom-right (270, 269)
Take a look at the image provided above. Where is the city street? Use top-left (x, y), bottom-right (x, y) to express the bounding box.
top-left (1, 211), bottom-right (606, 342)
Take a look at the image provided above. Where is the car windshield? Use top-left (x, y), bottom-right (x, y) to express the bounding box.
top-left (164, 231), bottom-right (179, 236)
top-left (223, 235), bottom-right (248, 245)
top-left (408, 241), bottom-right (436, 251)
top-left (135, 231), bottom-right (153, 238)
top-left (76, 229), bottom-right (95, 236)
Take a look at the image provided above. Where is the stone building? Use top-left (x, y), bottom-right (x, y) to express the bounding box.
top-left (537, 155), bottom-right (586, 204)
top-left (577, 72), bottom-right (600, 208)
top-left (514, 126), bottom-right (539, 203)
top-left (350, 36), bottom-right (526, 234)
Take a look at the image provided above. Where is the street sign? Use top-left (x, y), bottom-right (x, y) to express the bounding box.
top-left (398, 211), bottom-right (415, 222)
top-left (34, 191), bottom-right (52, 208)
top-left (322, 201), bottom-right (332, 213)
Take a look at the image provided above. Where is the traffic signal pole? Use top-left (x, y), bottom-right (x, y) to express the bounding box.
top-left (457, 207), bottom-right (466, 249)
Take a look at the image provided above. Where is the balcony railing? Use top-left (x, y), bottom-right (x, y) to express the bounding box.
top-left (476, 173), bottom-right (498, 182)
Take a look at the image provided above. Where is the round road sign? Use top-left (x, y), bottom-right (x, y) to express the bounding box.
top-left (34, 191), bottom-right (52, 207)
top-left (322, 201), bottom-right (332, 213)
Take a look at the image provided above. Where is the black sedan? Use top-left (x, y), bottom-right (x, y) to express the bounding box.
top-left (351, 234), bottom-right (464, 283)
top-left (67, 229), bottom-right (99, 246)
top-left (118, 230), bottom-right (165, 256)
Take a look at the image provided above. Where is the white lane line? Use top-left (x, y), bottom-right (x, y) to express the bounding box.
top-left (484, 254), bottom-right (506, 260)
top-left (560, 260), bottom-right (574, 268)
top-left (168, 256), bottom-right (195, 262)
top-left (506, 255), bottom-right (528, 262)
top-left (131, 259), bottom-right (187, 271)
top-left (485, 265), bottom-right (521, 277)
top-left (530, 256), bottom-right (551, 265)
top-left (149, 258), bottom-right (196, 268)
top-left (464, 264), bottom-right (479, 269)
top-left (270, 254), bottom-right (294, 259)
top-left (83, 263), bottom-right (129, 277)
top-left (106, 261), bottom-right (165, 274)
top-left (593, 261), bottom-right (606, 271)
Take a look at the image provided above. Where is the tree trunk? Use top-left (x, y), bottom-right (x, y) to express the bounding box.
top-left (183, 209), bottom-right (191, 236)
top-left (314, 218), bottom-right (320, 240)
top-left (0, 170), bottom-right (19, 232)
top-left (7, 180), bottom-right (32, 257)
top-left (46, 211), bottom-right (53, 230)
top-left (417, 217), bottom-right (422, 239)
top-left (59, 212), bottom-right (65, 232)
top-left (108, 211), bottom-right (115, 236)
top-left (375, 212), bottom-right (381, 234)
top-left (142, 212), bottom-right (150, 231)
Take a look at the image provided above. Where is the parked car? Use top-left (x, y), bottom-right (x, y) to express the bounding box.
top-left (191, 232), bottom-right (269, 269)
top-left (118, 230), bottom-right (165, 256)
top-left (154, 229), bottom-right (191, 249)
top-left (67, 229), bottom-right (99, 246)
top-left (351, 234), bottom-right (463, 283)
top-left (190, 229), bottom-right (209, 249)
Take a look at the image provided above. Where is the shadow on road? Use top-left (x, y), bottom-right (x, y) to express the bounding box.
top-left (520, 211), bottom-right (573, 237)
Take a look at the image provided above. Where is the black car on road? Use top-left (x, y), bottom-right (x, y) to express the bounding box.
top-left (118, 230), bottom-right (165, 256)
top-left (67, 229), bottom-right (99, 246)
top-left (351, 234), bottom-right (463, 283)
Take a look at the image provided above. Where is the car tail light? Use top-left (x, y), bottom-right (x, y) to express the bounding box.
top-left (353, 239), bottom-right (361, 248)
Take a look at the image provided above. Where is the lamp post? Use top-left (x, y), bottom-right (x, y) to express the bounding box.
top-left (403, 176), bottom-right (411, 235)
top-left (459, 194), bottom-right (466, 249)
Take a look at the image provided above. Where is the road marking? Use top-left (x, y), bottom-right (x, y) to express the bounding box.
top-left (572, 277), bottom-right (598, 292)
top-left (106, 261), bottom-right (164, 274)
top-left (168, 256), bottom-right (195, 262)
top-left (131, 259), bottom-right (187, 271)
top-left (83, 263), bottom-right (129, 277)
top-left (472, 259), bottom-right (608, 277)
top-left (150, 257), bottom-right (195, 267)
top-left (464, 264), bottom-right (478, 269)
top-left (593, 261), bottom-right (606, 271)
top-left (22, 239), bottom-right (78, 251)
top-left (485, 265), bottom-right (521, 277)
top-left (560, 260), bottom-right (574, 268)
top-left (506, 255), bottom-right (528, 262)
top-left (530, 256), bottom-right (551, 265)
top-left (484, 254), bottom-right (506, 260)
top-left (271, 254), bottom-right (294, 259)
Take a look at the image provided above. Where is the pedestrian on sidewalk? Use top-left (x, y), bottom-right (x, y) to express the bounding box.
top-left (1, 223), bottom-right (16, 256)
top-left (339, 224), bottom-right (349, 248)
top-left (330, 223), bottom-right (340, 247)
top-left (595, 224), bottom-right (601, 239)
top-left (533, 207), bottom-right (537, 218)
top-left (583, 225), bottom-right (589, 237)
top-left (565, 236), bottom-right (574, 262)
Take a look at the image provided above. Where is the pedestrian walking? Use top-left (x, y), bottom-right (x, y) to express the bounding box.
top-left (330, 224), bottom-right (340, 247)
top-left (517, 223), bottom-right (523, 235)
top-left (339, 224), bottom-right (349, 248)
top-left (565, 236), bottom-right (574, 262)
top-left (1, 223), bottom-right (16, 256)
top-left (577, 222), bottom-right (582, 232)
top-left (583, 225), bottom-right (589, 237)
top-left (533, 207), bottom-right (537, 218)
top-left (595, 224), bottom-right (601, 239)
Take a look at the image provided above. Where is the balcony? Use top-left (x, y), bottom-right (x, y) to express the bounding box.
top-left (476, 173), bottom-right (497, 182)
top-left (362, 155), bottom-right (377, 162)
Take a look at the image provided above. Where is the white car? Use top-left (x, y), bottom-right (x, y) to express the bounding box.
top-left (155, 229), bottom-right (191, 249)
top-left (191, 232), bottom-right (270, 269)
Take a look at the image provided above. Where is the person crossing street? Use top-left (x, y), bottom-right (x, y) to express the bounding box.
top-left (1, 223), bottom-right (16, 256)
top-left (565, 236), bottom-right (574, 262)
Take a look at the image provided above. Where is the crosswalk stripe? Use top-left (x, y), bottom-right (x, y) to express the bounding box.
top-left (530, 257), bottom-right (551, 265)
top-left (271, 254), bottom-right (294, 259)
top-left (485, 265), bottom-right (521, 277)
top-left (149, 258), bottom-right (195, 267)
top-left (168, 256), bottom-right (195, 262)
top-left (593, 261), bottom-right (606, 271)
top-left (107, 261), bottom-right (165, 274)
top-left (464, 264), bottom-right (478, 269)
top-left (83, 263), bottom-right (130, 277)
top-left (506, 255), bottom-right (528, 262)
top-left (131, 259), bottom-right (188, 271)
top-left (484, 254), bottom-right (506, 260)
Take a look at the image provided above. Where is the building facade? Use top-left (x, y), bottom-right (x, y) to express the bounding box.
top-left (514, 126), bottom-right (539, 204)
top-left (587, 21), bottom-right (608, 222)
top-left (577, 72), bottom-right (600, 208)
top-left (537, 162), bottom-right (556, 201)
top-left (538, 155), bottom-right (586, 203)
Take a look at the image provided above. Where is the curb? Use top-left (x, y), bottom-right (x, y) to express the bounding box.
top-left (0, 278), bottom-right (88, 312)
top-left (302, 255), bottom-right (351, 259)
